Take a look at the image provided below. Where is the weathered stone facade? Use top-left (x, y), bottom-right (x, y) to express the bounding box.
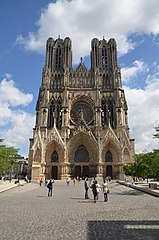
top-left (28, 36), bottom-right (135, 180)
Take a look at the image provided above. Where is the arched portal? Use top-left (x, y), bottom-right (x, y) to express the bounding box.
top-left (45, 140), bottom-right (64, 179)
top-left (67, 132), bottom-right (98, 178)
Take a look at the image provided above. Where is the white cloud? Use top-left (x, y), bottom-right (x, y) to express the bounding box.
top-left (0, 76), bottom-right (35, 156)
top-left (146, 64), bottom-right (159, 84)
top-left (1, 111), bottom-right (35, 153)
top-left (16, 0), bottom-right (159, 63)
top-left (124, 71), bottom-right (159, 153)
top-left (121, 60), bottom-right (148, 83)
top-left (0, 78), bottom-right (33, 107)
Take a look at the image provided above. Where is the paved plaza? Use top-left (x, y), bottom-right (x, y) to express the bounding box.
top-left (0, 180), bottom-right (159, 240)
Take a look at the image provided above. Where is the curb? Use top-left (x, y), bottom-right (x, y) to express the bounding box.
top-left (0, 183), bottom-right (19, 193)
top-left (116, 180), bottom-right (159, 198)
top-left (0, 182), bottom-right (25, 193)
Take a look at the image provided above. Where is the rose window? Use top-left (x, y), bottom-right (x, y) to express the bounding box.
top-left (75, 145), bottom-right (89, 162)
top-left (71, 102), bottom-right (93, 125)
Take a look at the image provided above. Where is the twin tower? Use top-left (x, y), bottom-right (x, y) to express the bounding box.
top-left (28, 36), bottom-right (135, 181)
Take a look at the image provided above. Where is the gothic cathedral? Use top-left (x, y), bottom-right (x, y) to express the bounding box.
top-left (28, 37), bottom-right (135, 181)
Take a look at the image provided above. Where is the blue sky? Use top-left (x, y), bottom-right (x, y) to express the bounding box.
top-left (0, 0), bottom-right (159, 156)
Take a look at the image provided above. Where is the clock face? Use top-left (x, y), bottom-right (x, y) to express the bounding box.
top-left (71, 102), bottom-right (93, 125)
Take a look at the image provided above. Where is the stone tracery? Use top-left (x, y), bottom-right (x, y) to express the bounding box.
top-left (28, 37), bottom-right (135, 181)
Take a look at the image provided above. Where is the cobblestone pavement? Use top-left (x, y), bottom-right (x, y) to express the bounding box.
top-left (0, 181), bottom-right (159, 240)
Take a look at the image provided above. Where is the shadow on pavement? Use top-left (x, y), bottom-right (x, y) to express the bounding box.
top-left (87, 220), bottom-right (159, 240)
top-left (112, 189), bottom-right (145, 196)
top-left (70, 197), bottom-right (85, 200)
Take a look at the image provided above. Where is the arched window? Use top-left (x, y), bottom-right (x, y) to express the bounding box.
top-left (55, 46), bottom-right (62, 69)
top-left (101, 96), bottom-right (107, 127)
top-left (51, 150), bottom-right (59, 163)
top-left (108, 96), bottom-right (115, 128)
top-left (56, 96), bottom-right (62, 129)
top-left (105, 150), bottom-right (113, 162)
top-left (48, 99), bottom-right (55, 128)
top-left (102, 46), bottom-right (107, 67)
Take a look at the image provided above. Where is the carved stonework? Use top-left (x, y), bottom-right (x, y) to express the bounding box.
top-left (46, 128), bottom-right (65, 150)
top-left (29, 37), bottom-right (135, 180)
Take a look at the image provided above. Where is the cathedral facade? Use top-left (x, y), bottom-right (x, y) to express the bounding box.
top-left (28, 37), bottom-right (135, 181)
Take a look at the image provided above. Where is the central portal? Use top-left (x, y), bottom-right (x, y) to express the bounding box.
top-left (51, 166), bottom-right (58, 179)
top-left (74, 165), bottom-right (89, 178)
top-left (83, 166), bottom-right (89, 177)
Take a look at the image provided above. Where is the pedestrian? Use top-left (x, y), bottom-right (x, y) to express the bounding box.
top-left (77, 176), bottom-right (80, 183)
top-left (39, 178), bottom-right (43, 186)
top-left (90, 177), bottom-right (95, 186)
top-left (66, 177), bottom-right (70, 186)
top-left (47, 179), bottom-right (54, 197)
top-left (96, 181), bottom-right (101, 200)
top-left (25, 175), bottom-right (28, 183)
top-left (91, 180), bottom-right (98, 203)
top-left (84, 177), bottom-right (89, 199)
top-left (108, 176), bottom-right (111, 182)
top-left (102, 179), bottom-right (109, 202)
top-left (73, 177), bottom-right (76, 186)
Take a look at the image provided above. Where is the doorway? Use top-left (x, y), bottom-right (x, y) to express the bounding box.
top-left (83, 166), bottom-right (89, 178)
top-left (106, 165), bottom-right (113, 178)
top-left (75, 166), bottom-right (81, 178)
top-left (51, 166), bottom-right (58, 180)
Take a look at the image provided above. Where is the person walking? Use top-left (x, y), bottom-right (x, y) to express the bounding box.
top-left (102, 179), bottom-right (109, 202)
top-left (84, 177), bottom-right (89, 199)
top-left (47, 179), bottom-right (54, 197)
top-left (66, 177), bottom-right (71, 186)
top-left (96, 181), bottom-right (101, 200)
top-left (91, 180), bottom-right (98, 203)
top-left (73, 177), bottom-right (76, 186)
top-left (39, 178), bottom-right (43, 186)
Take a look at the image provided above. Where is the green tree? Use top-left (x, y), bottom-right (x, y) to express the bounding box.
top-left (153, 126), bottom-right (159, 139)
top-left (150, 150), bottom-right (159, 179)
top-left (123, 126), bottom-right (159, 180)
top-left (123, 153), bottom-right (152, 180)
top-left (0, 139), bottom-right (19, 175)
top-left (153, 126), bottom-right (159, 179)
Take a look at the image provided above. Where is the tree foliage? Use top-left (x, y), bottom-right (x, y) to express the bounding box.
top-left (153, 126), bottom-right (159, 139)
top-left (0, 139), bottom-right (19, 174)
top-left (123, 151), bottom-right (159, 180)
top-left (123, 126), bottom-right (159, 180)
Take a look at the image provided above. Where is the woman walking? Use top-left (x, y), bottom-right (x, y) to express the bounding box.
top-left (102, 179), bottom-right (109, 202)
